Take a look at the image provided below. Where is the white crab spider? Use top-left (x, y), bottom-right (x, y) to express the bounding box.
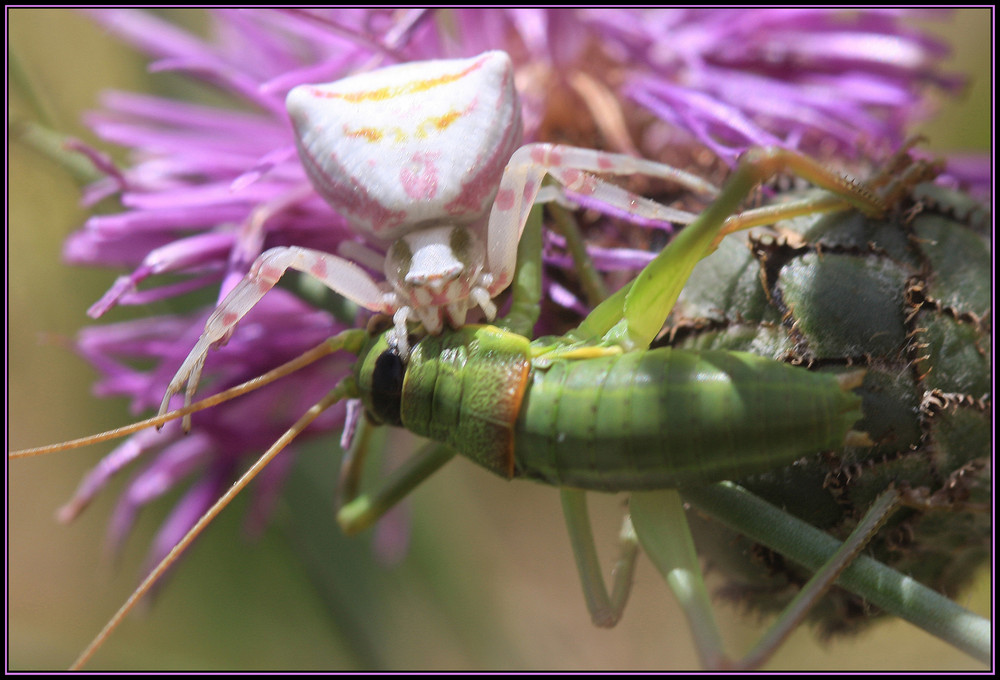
top-left (160, 50), bottom-right (717, 416)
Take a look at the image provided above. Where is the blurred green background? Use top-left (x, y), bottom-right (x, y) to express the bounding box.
top-left (8, 9), bottom-right (991, 670)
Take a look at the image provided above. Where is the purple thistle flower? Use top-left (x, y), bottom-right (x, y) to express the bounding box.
top-left (58, 290), bottom-right (351, 570)
top-left (45, 8), bottom-right (965, 585)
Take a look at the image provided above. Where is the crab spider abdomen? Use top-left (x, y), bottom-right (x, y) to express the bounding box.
top-left (286, 51), bottom-right (523, 241)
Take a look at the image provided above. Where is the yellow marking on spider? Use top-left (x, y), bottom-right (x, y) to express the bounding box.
top-left (329, 57), bottom-right (487, 104)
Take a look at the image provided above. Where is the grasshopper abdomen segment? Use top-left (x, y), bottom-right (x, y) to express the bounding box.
top-left (513, 348), bottom-right (864, 492)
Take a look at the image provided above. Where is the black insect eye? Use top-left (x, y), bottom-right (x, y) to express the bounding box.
top-left (369, 346), bottom-right (404, 427)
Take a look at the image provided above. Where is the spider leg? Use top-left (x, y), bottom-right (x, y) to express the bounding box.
top-left (160, 246), bottom-right (392, 423)
top-left (483, 143), bottom-right (718, 295)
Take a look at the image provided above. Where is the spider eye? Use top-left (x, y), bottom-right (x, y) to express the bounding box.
top-left (369, 346), bottom-right (405, 426)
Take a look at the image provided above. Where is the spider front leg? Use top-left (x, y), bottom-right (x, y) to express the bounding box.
top-left (483, 143), bottom-right (720, 296)
top-left (159, 245), bottom-right (391, 425)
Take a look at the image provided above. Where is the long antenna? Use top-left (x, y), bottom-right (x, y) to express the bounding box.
top-left (69, 376), bottom-right (358, 670)
top-left (10, 329), bottom-right (368, 668)
top-left (10, 333), bottom-right (357, 459)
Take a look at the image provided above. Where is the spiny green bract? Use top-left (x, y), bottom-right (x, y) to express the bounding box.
top-left (660, 181), bottom-right (991, 636)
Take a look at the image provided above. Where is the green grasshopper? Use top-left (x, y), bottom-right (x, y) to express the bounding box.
top-left (10, 149), bottom-right (989, 670)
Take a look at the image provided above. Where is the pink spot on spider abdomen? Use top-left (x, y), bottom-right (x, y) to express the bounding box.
top-left (299, 144), bottom-right (407, 237)
top-left (400, 152), bottom-right (440, 200)
top-left (445, 160), bottom-right (506, 218)
top-left (221, 311), bottom-right (239, 327)
top-left (445, 128), bottom-right (520, 219)
top-left (444, 75), bottom-right (522, 218)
